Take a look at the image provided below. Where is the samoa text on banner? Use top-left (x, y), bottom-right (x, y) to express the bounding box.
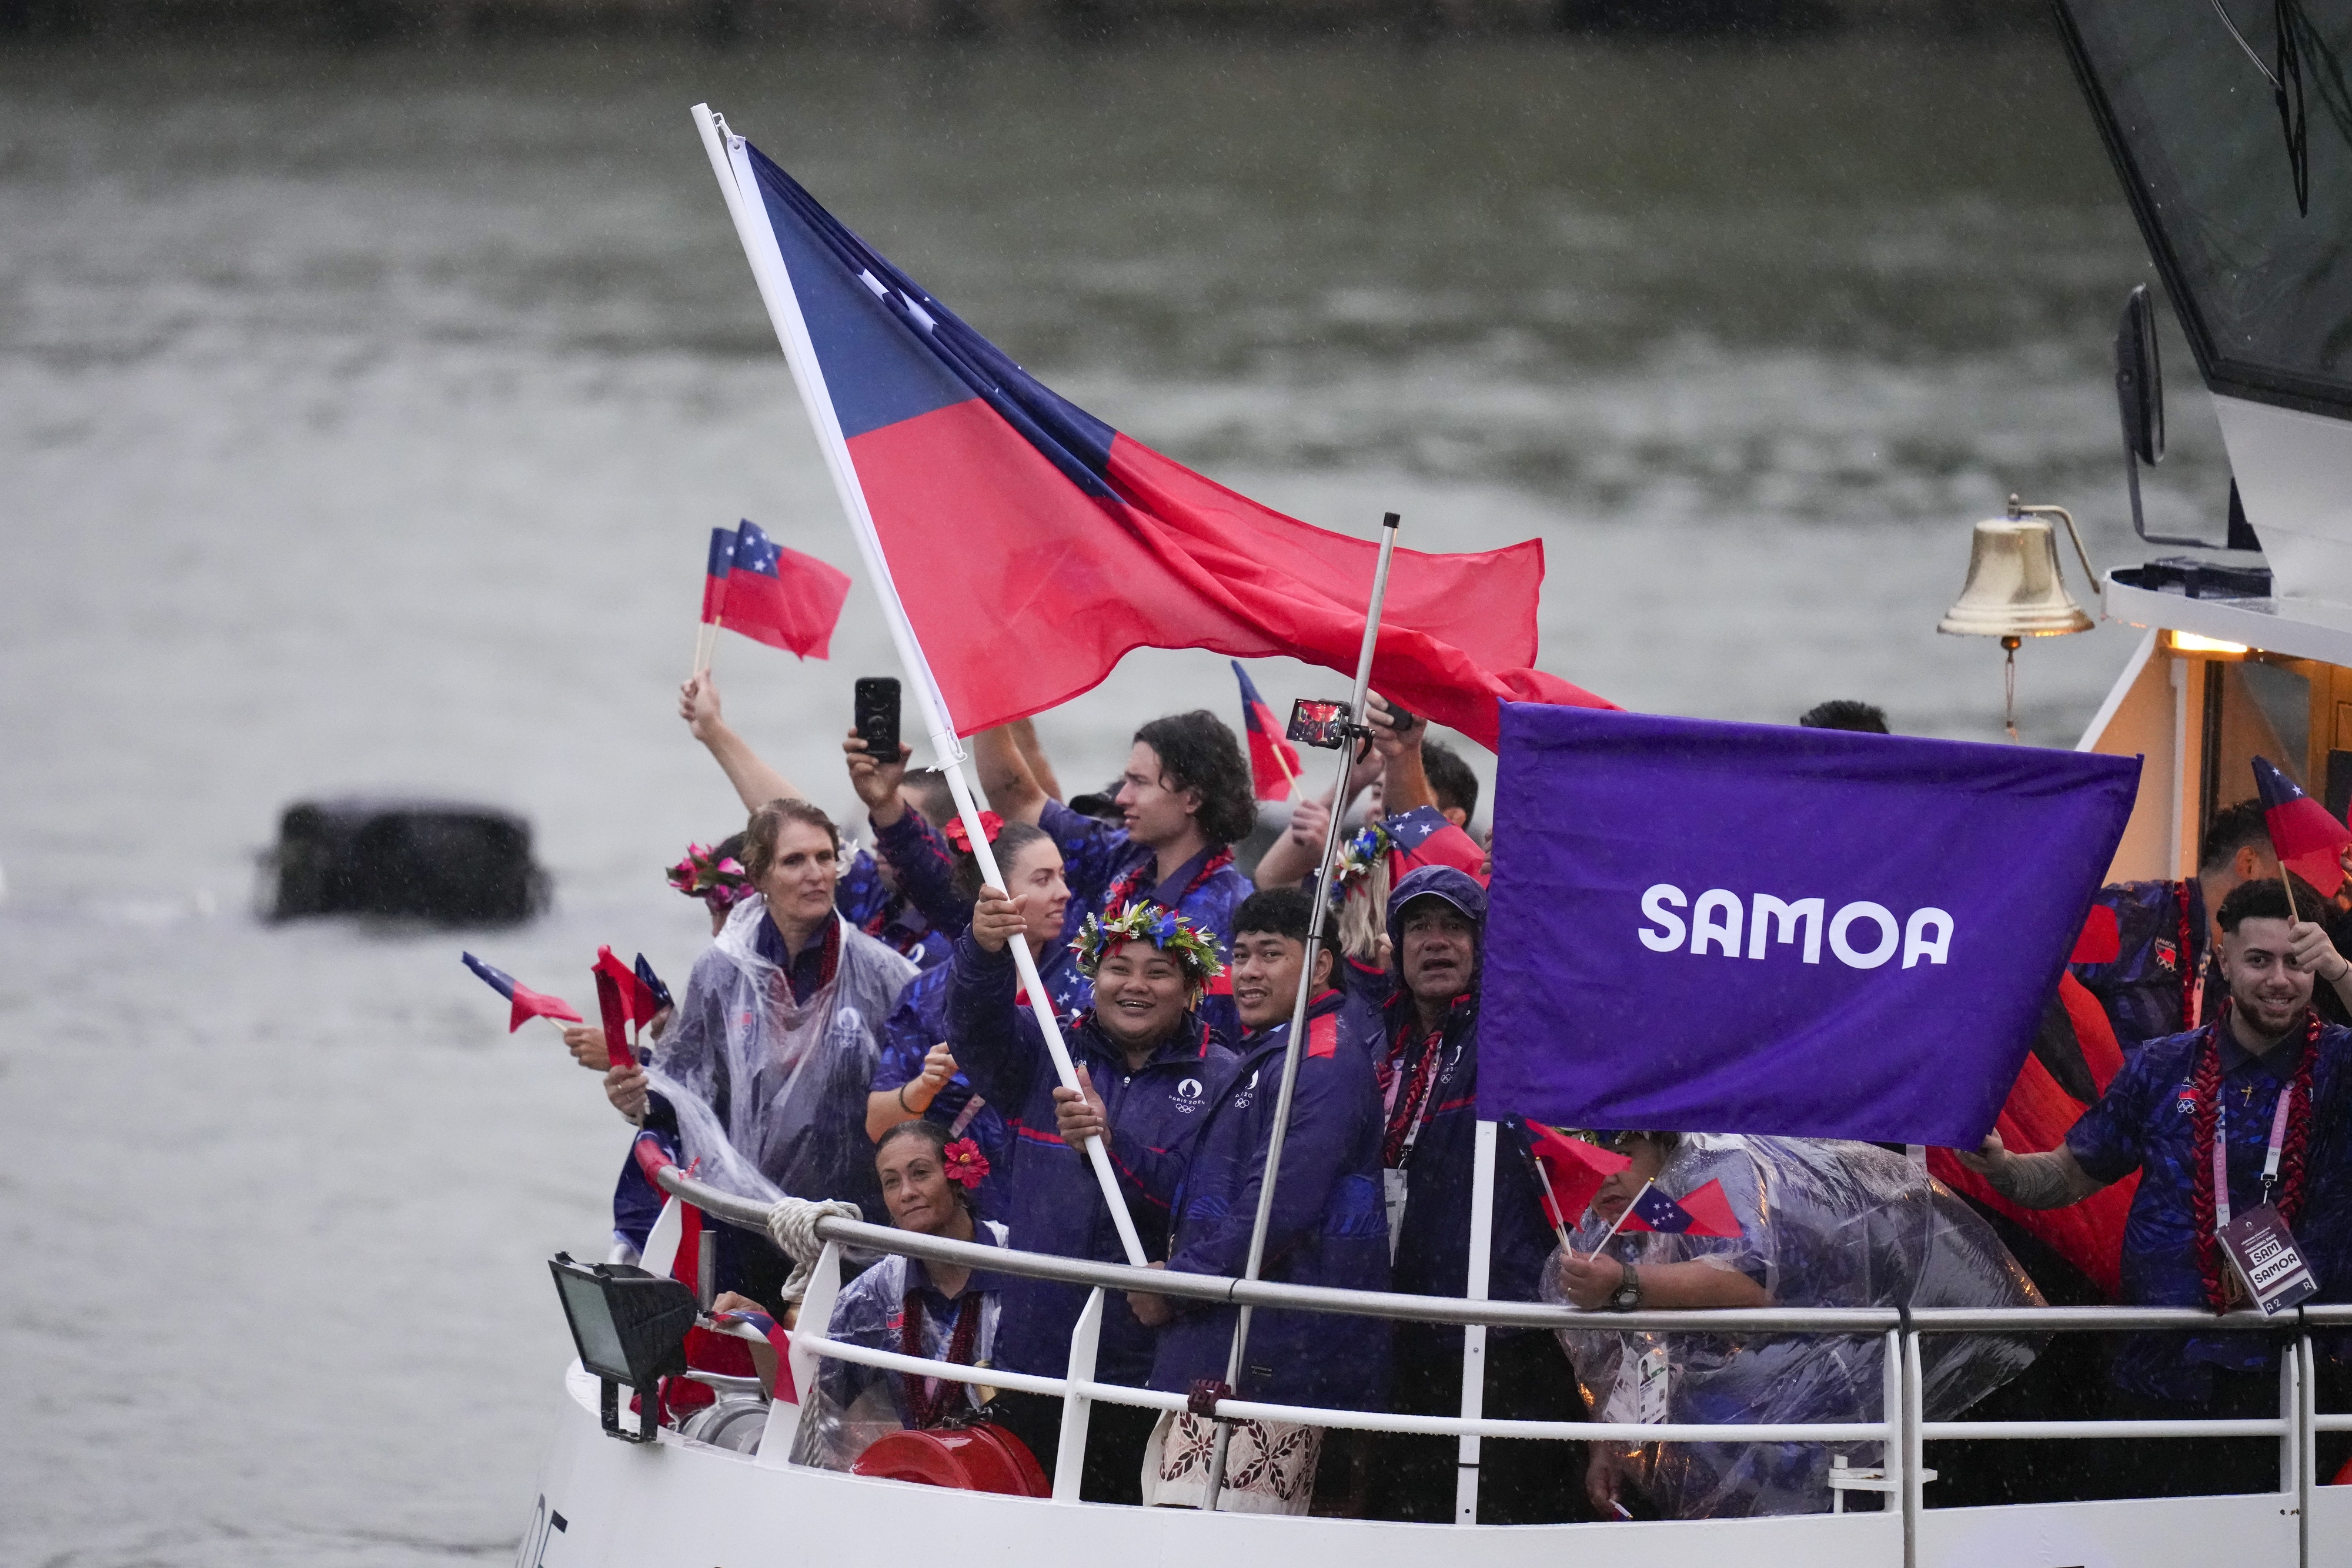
top-left (1479, 704), bottom-right (2141, 1149)
top-left (728, 139), bottom-right (1611, 745)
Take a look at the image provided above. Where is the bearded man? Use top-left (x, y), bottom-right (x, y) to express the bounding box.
top-left (1961, 877), bottom-right (2352, 1497)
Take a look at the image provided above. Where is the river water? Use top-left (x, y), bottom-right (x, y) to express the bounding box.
top-left (0, 28), bottom-right (2231, 1567)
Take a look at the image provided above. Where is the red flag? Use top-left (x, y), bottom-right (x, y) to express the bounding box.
top-left (596, 945), bottom-right (662, 1029)
top-left (1525, 1122), bottom-right (1631, 1232)
top-left (719, 520), bottom-right (851, 661)
top-left (2253, 755), bottom-right (2352, 897)
top-left (1621, 1178), bottom-right (1743, 1238)
top-left (593, 964), bottom-right (637, 1072)
top-left (736, 145), bottom-right (1613, 748)
top-left (1231, 661), bottom-right (1302, 800)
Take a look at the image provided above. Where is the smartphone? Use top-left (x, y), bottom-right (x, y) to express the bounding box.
top-left (1287, 698), bottom-right (1351, 750)
top-left (854, 677), bottom-right (901, 759)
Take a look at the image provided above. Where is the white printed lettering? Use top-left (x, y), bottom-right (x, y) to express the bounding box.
top-left (1902, 907), bottom-right (1953, 968)
top-left (1829, 901), bottom-right (1900, 969)
top-left (1749, 894), bottom-right (1825, 964)
top-left (1638, 884), bottom-right (1688, 952)
top-left (1690, 888), bottom-right (1744, 957)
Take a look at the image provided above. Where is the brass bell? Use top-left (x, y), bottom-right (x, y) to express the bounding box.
top-left (1937, 497), bottom-right (2096, 639)
top-left (1938, 495), bottom-right (2097, 740)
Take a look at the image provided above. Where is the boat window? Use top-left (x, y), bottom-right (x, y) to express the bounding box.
top-left (2055, 0), bottom-right (2352, 414)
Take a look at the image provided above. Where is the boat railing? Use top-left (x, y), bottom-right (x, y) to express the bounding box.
top-left (654, 1164), bottom-right (2346, 1563)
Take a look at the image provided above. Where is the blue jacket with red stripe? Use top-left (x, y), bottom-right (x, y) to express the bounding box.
top-left (945, 932), bottom-right (1238, 1384)
top-left (1123, 990), bottom-right (1392, 1410)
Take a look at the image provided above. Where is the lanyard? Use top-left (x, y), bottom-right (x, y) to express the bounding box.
top-left (2211, 1077), bottom-right (2297, 1231)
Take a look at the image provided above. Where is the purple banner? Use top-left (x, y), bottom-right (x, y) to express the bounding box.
top-left (1481, 705), bottom-right (2140, 1148)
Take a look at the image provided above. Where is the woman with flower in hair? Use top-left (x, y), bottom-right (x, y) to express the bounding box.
top-left (946, 893), bottom-right (1240, 1504)
top-left (722, 1119), bottom-right (1013, 1470)
top-left (864, 814), bottom-right (1088, 1219)
top-left (604, 797), bottom-right (918, 1308)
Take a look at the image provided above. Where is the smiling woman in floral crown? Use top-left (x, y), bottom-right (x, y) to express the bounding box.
top-left (942, 891), bottom-right (1240, 1505)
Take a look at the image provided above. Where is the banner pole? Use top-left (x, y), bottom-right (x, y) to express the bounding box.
top-left (690, 102), bottom-right (1146, 1267)
top-left (1200, 511), bottom-right (1401, 1510)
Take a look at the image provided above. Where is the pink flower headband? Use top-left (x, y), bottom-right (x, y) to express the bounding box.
top-left (667, 842), bottom-right (755, 910)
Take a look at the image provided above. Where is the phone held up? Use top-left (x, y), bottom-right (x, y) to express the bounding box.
top-left (1286, 699), bottom-right (1351, 750)
top-left (854, 677), bottom-right (902, 760)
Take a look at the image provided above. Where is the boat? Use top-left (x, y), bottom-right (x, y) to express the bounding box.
top-left (518, 2), bottom-right (2352, 1562)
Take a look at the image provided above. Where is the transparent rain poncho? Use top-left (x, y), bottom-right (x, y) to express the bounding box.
top-left (647, 896), bottom-right (917, 1217)
top-left (1545, 1135), bottom-right (2043, 1520)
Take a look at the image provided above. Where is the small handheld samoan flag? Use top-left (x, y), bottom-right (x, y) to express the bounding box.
top-left (1524, 1122), bottom-right (1631, 1232)
top-left (713, 520), bottom-right (852, 661)
top-left (1479, 704), bottom-right (2140, 1148)
top-left (1620, 1179), bottom-right (1742, 1238)
top-left (460, 953), bottom-right (583, 1032)
top-left (2252, 755), bottom-right (2352, 897)
top-left (596, 946), bottom-right (663, 1030)
top-left (1231, 661), bottom-right (1302, 800)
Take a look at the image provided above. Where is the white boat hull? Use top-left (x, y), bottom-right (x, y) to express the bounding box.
top-left (517, 1362), bottom-right (2332, 1567)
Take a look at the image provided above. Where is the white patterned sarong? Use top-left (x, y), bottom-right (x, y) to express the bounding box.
top-left (1140, 1410), bottom-right (1322, 1514)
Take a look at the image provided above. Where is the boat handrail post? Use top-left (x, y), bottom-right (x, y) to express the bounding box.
top-left (1453, 1119), bottom-right (1499, 1525)
top-left (1898, 1323), bottom-right (1922, 1568)
top-left (757, 1238), bottom-right (843, 1469)
top-left (2296, 1329), bottom-right (2316, 1568)
top-left (1053, 1288), bottom-right (1106, 1502)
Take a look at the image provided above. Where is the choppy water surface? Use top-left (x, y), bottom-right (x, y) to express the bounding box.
top-left (1, 29), bottom-right (2231, 1566)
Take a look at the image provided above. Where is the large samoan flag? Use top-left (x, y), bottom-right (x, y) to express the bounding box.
top-left (1480, 705), bottom-right (2140, 1148)
top-left (720, 135), bottom-right (1611, 746)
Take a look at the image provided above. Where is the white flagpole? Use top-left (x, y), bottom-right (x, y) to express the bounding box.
top-left (689, 102), bottom-right (1147, 1268)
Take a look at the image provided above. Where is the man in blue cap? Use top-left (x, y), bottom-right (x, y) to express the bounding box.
top-left (1365, 864), bottom-right (1586, 1523)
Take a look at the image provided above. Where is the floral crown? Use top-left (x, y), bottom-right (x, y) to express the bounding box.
top-left (667, 842), bottom-right (756, 910)
top-left (942, 810), bottom-right (1003, 855)
top-left (1331, 821), bottom-right (1394, 888)
top-left (1071, 901), bottom-right (1226, 992)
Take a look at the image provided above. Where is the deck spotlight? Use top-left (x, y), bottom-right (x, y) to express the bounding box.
top-left (1937, 494), bottom-right (2097, 741)
top-left (550, 1253), bottom-right (697, 1444)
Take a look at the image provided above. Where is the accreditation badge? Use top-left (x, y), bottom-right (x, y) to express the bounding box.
top-left (1600, 1342), bottom-right (1671, 1426)
top-left (2216, 1202), bottom-right (2319, 1316)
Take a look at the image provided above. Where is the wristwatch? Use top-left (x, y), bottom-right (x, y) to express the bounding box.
top-left (1608, 1261), bottom-right (1642, 1312)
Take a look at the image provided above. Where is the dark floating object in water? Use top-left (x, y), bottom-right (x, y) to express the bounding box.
top-left (266, 797), bottom-right (549, 925)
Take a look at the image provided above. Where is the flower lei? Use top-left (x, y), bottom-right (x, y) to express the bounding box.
top-left (666, 842), bottom-right (755, 910)
top-left (943, 811), bottom-right (1003, 855)
top-left (1071, 901), bottom-right (1226, 994)
top-left (2188, 998), bottom-right (2319, 1313)
top-left (2175, 881), bottom-right (2199, 1030)
top-left (941, 1138), bottom-right (990, 1190)
top-left (1331, 821), bottom-right (1395, 887)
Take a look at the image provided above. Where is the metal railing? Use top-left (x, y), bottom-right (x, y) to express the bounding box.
top-left (654, 1166), bottom-right (2347, 1565)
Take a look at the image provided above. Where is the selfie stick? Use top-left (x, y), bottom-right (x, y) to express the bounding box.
top-left (1202, 511), bottom-right (1401, 1510)
top-left (693, 104), bottom-right (1149, 1267)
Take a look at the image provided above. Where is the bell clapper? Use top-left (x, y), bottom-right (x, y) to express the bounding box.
top-left (2001, 634), bottom-right (2022, 742)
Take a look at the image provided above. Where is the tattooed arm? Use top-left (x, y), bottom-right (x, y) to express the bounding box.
top-left (1953, 1132), bottom-right (2108, 1209)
